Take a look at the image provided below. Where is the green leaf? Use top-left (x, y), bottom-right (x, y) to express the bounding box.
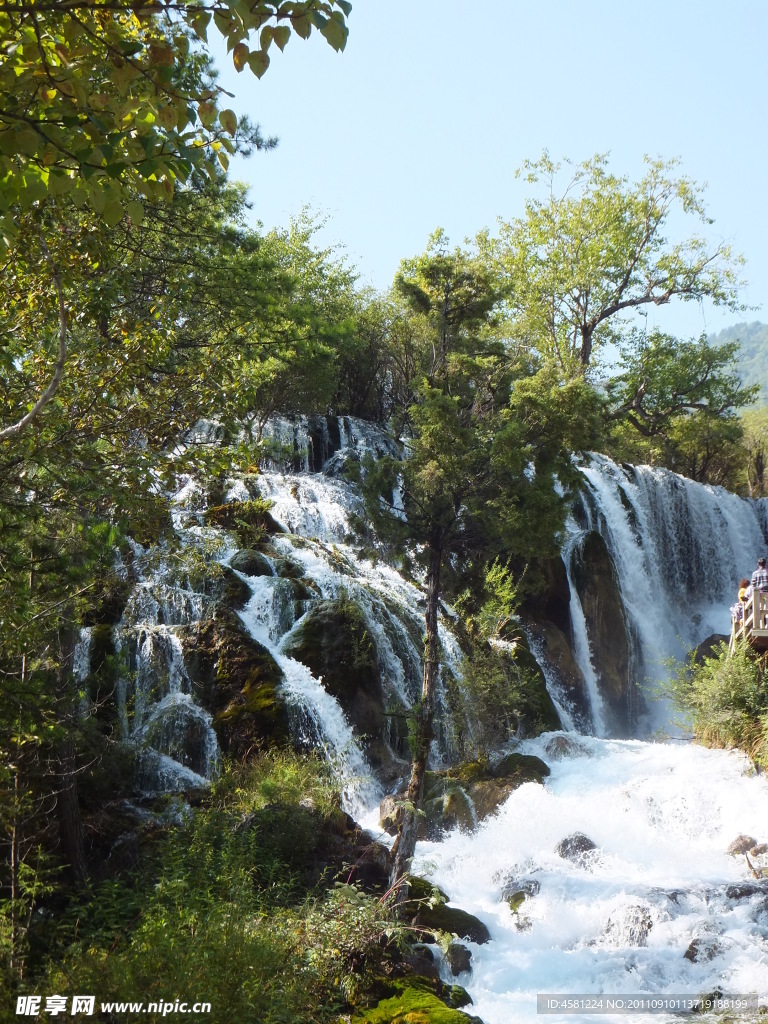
top-left (125, 200), bottom-right (144, 225)
top-left (219, 108), bottom-right (237, 136)
top-left (87, 187), bottom-right (106, 214)
top-left (272, 25), bottom-right (290, 51)
top-left (102, 199), bottom-right (124, 227)
top-left (291, 12), bottom-right (312, 39)
top-left (320, 13), bottom-right (347, 51)
top-left (336, 0), bottom-right (352, 15)
top-left (232, 42), bottom-right (249, 72)
top-left (247, 50), bottom-right (270, 78)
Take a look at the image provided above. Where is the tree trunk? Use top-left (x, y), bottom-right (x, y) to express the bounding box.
top-left (390, 542), bottom-right (442, 895)
top-left (54, 628), bottom-right (88, 887)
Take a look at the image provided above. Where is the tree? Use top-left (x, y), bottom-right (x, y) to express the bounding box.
top-left (484, 153), bottom-right (745, 371)
top-left (365, 233), bottom-right (601, 889)
top-left (739, 407), bottom-right (768, 497)
top-left (0, 0), bottom-right (351, 243)
top-left (607, 330), bottom-right (757, 438)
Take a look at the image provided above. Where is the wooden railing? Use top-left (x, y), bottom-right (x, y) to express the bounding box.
top-left (730, 591), bottom-right (768, 652)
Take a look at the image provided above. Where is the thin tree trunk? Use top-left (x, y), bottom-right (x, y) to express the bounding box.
top-left (54, 628), bottom-right (88, 887)
top-left (390, 542), bottom-right (442, 895)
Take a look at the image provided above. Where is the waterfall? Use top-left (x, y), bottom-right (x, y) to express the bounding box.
top-left (564, 454), bottom-right (768, 735)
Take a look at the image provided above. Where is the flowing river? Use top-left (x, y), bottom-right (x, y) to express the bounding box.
top-left (402, 734), bottom-right (768, 1023)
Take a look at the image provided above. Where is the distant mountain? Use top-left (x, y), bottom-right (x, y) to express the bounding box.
top-left (708, 321), bottom-right (768, 406)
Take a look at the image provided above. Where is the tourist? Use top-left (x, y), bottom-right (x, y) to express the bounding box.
top-left (751, 557), bottom-right (768, 593)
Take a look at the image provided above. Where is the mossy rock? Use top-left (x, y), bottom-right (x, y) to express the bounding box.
top-left (229, 548), bottom-right (273, 577)
top-left (214, 565), bottom-right (252, 610)
top-left (412, 903), bottom-right (490, 945)
top-left (405, 875), bottom-right (449, 905)
top-left (283, 597), bottom-right (385, 742)
top-left (272, 555), bottom-right (306, 579)
top-left (204, 499), bottom-right (283, 545)
top-left (352, 980), bottom-right (481, 1024)
top-left (493, 753), bottom-right (550, 781)
top-left (182, 611), bottom-right (289, 757)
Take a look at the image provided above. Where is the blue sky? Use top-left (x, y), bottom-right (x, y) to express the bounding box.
top-left (210, 1), bottom-right (768, 339)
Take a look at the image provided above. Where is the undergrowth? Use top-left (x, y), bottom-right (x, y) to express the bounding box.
top-left (664, 640), bottom-right (768, 764)
top-left (6, 751), bottom-right (403, 1024)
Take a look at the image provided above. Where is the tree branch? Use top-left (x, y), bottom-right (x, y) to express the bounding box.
top-left (0, 246), bottom-right (68, 441)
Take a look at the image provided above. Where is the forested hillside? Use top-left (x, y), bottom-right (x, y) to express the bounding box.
top-left (709, 321), bottom-right (768, 405)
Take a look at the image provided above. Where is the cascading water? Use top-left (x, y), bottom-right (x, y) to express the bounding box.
top-left (394, 455), bottom-right (768, 1022)
top-left (409, 734), bottom-right (768, 1024)
top-left (99, 417), bottom-right (768, 1020)
top-left (564, 454), bottom-right (768, 735)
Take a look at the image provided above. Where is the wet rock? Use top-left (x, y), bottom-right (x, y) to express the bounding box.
top-left (520, 619), bottom-right (592, 730)
top-left (445, 942), bottom-right (472, 976)
top-left (691, 634), bottom-right (730, 663)
top-left (182, 610), bottom-right (289, 758)
top-left (411, 903), bottom-right (491, 945)
top-left (726, 834), bottom-right (758, 855)
top-left (229, 548), bottom-right (273, 577)
top-left (380, 756), bottom-right (550, 839)
top-left (403, 948), bottom-right (440, 981)
top-left (492, 753), bottom-right (551, 781)
top-left (725, 881), bottom-right (768, 900)
top-left (570, 531), bottom-right (644, 736)
top-left (489, 630), bottom-right (562, 737)
top-left (556, 832), bottom-right (600, 866)
top-left (684, 936), bottom-right (722, 963)
top-left (344, 834), bottom-right (392, 893)
top-left (500, 877), bottom-right (541, 904)
top-left (544, 734), bottom-right (592, 760)
top-left (404, 875), bottom-right (450, 906)
top-left (283, 598), bottom-right (387, 757)
top-left (604, 904), bottom-right (653, 947)
top-left (272, 555), bottom-right (306, 579)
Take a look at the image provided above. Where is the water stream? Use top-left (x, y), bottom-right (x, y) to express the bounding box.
top-left (108, 418), bottom-right (768, 1018)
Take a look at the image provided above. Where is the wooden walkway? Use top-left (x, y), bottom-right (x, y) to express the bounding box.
top-left (730, 591), bottom-right (768, 652)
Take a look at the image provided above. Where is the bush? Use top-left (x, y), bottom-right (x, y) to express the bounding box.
top-left (665, 641), bottom-right (768, 762)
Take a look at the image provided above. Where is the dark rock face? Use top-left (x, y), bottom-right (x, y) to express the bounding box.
top-left (380, 756), bottom-right (550, 840)
top-left (283, 598), bottom-right (390, 764)
top-left (229, 548), bottom-right (273, 577)
top-left (692, 633), bottom-right (730, 663)
top-left (604, 905), bottom-right (653, 947)
top-left (491, 630), bottom-right (562, 737)
top-left (522, 620), bottom-right (592, 730)
top-left (570, 530), bottom-right (642, 736)
top-left (555, 832), bottom-right (599, 866)
top-left (182, 611), bottom-right (289, 758)
top-left (446, 942), bottom-right (472, 976)
top-left (684, 937), bottom-right (722, 963)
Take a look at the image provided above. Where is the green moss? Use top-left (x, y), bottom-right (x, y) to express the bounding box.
top-left (352, 984), bottom-right (480, 1023)
top-left (204, 498), bottom-right (283, 546)
top-left (412, 903), bottom-right (490, 944)
top-left (184, 613), bottom-right (289, 757)
top-left (493, 753), bottom-right (550, 781)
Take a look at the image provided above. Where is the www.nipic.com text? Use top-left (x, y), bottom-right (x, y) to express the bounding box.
top-left (15, 995), bottom-right (212, 1016)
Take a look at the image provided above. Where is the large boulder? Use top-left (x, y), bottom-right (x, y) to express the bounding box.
top-left (182, 610), bottom-right (289, 757)
top-left (380, 755), bottom-right (550, 839)
top-left (570, 530), bottom-right (644, 736)
top-left (283, 597), bottom-right (389, 759)
top-left (521, 619), bottom-right (592, 730)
